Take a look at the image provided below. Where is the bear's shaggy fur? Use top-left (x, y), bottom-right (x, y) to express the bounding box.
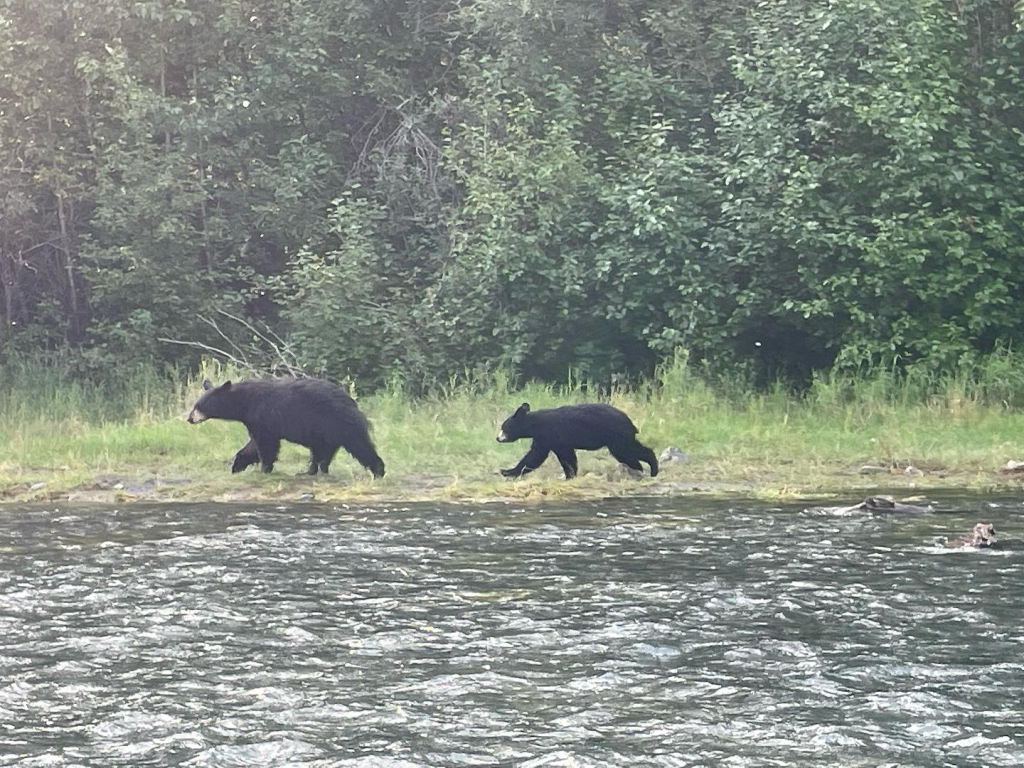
top-left (187, 378), bottom-right (385, 477)
top-left (496, 402), bottom-right (658, 479)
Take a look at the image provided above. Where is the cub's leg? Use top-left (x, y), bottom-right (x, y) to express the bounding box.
top-left (501, 443), bottom-right (550, 477)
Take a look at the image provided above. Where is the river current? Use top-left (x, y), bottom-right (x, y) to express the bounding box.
top-left (0, 496), bottom-right (1021, 766)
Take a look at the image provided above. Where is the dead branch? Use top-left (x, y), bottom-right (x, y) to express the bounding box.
top-left (156, 337), bottom-right (258, 374)
top-left (159, 311), bottom-right (312, 378)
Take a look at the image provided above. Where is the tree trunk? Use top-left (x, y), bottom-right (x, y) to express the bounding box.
top-left (56, 194), bottom-right (82, 341)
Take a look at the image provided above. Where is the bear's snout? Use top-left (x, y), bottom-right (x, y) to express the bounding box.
top-left (187, 408), bottom-right (208, 424)
top-left (496, 430), bottom-right (508, 443)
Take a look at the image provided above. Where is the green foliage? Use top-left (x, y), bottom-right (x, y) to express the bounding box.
top-left (273, 192), bottom-right (449, 387)
top-left (710, 0), bottom-right (1024, 374)
top-left (2, 0), bottom-right (1023, 389)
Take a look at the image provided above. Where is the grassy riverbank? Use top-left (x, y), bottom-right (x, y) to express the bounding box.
top-left (3, 356), bottom-right (1024, 504)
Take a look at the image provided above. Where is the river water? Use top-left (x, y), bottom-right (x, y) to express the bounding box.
top-left (0, 495), bottom-right (1021, 767)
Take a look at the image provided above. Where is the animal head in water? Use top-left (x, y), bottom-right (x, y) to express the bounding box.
top-left (948, 522), bottom-right (997, 548)
top-left (969, 522), bottom-right (996, 548)
top-left (187, 379), bottom-right (236, 424)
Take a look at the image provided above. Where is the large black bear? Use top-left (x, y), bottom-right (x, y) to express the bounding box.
top-left (496, 402), bottom-right (658, 479)
top-left (187, 378), bottom-right (385, 478)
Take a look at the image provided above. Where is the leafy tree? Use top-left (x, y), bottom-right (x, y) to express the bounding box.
top-left (2, 0), bottom-right (1023, 388)
top-left (709, 0), bottom-right (1024, 374)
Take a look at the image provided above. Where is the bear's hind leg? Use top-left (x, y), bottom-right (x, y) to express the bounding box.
top-left (553, 447), bottom-right (579, 479)
top-left (636, 442), bottom-right (659, 477)
top-left (340, 435), bottom-right (385, 478)
top-left (307, 444), bottom-right (335, 475)
top-left (609, 445), bottom-right (644, 474)
top-left (501, 444), bottom-right (550, 478)
top-left (611, 441), bottom-right (659, 477)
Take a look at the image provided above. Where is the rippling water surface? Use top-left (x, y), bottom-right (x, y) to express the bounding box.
top-left (0, 495), bottom-right (1022, 766)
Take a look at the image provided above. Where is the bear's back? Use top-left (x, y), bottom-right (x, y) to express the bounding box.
top-left (236, 378), bottom-right (367, 434)
top-left (532, 403), bottom-right (638, 448)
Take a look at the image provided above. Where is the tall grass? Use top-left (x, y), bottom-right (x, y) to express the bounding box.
top-left (2, 351), bottom-right (1024, 494)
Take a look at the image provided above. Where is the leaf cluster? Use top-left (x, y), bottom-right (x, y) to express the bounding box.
top-left (2, 0), bottom-right (1022, 390)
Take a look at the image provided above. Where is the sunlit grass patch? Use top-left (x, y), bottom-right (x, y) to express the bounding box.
top-left (3, 355), bottom-right (1024, 502)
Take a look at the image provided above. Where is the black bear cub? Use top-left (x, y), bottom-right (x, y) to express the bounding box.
top-left (187, 378), bottom-right (385, 478)
top-left (496, 402), bottom-right (658, 479)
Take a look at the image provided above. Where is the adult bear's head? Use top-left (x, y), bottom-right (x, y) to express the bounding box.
top-left (187, 379), bottom-right (237, 424)
top-left (496, 402), bottom-right (531, 443)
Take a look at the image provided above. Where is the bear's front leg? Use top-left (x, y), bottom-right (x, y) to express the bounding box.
top-left (250, 433), bottom-right (281, 473)
top-left (231, 438), bottom-right (260, 473)
top-left (501, 444), bottom-right (550, 478)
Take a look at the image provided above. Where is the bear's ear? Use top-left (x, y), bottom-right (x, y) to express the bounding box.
top-left (202, 379), bottom-right (213, 391)
top-left (221, 380), bottom-right (233, 390)
top-left (515, 402), bottom-right (530, 417)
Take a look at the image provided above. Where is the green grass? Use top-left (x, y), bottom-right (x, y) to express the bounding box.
top-left (2, 354), bottom-right (1024, 503)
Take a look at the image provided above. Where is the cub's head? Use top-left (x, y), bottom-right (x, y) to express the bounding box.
top-left (187, 379), bottom-right (234, 424)
top-left (497, 402), bottom-right (531, 443)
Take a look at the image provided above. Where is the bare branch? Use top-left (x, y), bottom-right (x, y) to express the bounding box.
top-left (156, 337), bottom-right (258, 374)
top-left (159, 311), bottom-right (312, 379)
top-left (213, 309), bottom-right (306, 376)
top-left (198, 314), bottom-right (251, 365)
